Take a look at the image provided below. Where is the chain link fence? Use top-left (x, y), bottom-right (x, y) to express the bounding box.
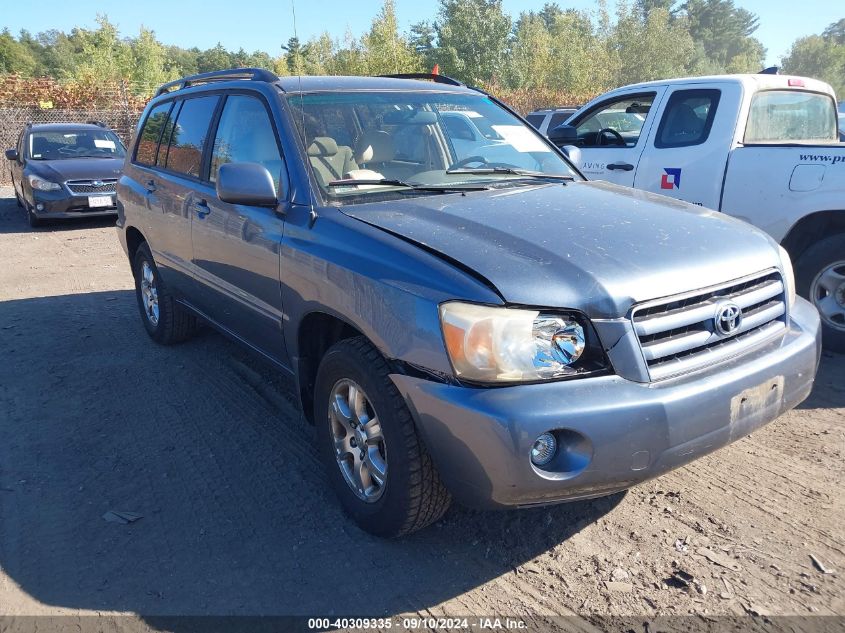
top-left (0, 104), bottom-right (144, 186)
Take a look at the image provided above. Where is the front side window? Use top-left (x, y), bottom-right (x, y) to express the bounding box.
top-left (210, 95), bottom-right (284, 190)
top-left (135, 102), bottom-right (172, 166)
top-left (656, 89), bottom-right (721, 148)
top-left (574, 94), bottom-right (655, 148)
top-left (28, 128), bottom-right (126, 161)
top-left (287, 91), bottom-right (578, 203)
top-left (162, 96), bottom-right (219, 178)
top-left (745, 91), bottom-right (837, 143)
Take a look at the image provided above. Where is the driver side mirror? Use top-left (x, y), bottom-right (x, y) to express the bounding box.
top-left (216, 162), bottom-right (278, 207)
top-left (5, 148), bottom-right (19, 162)
top-left (547, 124), bottom-right (577, 148)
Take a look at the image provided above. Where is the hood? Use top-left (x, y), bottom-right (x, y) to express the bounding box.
top-left (340, 181), bottom-right (781, 318)
top-left (28, 158), bottom-right (123, 183)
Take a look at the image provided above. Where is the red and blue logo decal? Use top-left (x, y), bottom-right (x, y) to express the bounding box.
top-left (661, 167), bottom-right (682, 190)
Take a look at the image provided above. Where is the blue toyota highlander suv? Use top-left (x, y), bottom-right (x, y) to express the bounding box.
top-left (116, 69), bottom-right (821, 537)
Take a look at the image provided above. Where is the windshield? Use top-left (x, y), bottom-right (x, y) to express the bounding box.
top-left (287, 91), bottom-right (578, 203)
top-left (28, 129), bottom-right (126, 160)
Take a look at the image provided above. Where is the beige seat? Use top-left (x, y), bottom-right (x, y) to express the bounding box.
top-left (307, 137), bottom-right (358, 187)
top-left (355, 130), bottom-right (414, 179)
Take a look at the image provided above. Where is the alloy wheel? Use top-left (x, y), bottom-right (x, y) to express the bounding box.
top-left (810, 261), bottom-right (845, 331)
top-left (140, 261), bottom-right (160, 326)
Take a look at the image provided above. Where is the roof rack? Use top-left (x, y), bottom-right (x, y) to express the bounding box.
top-left (87, 120), bottom-right (107, 128)
top-left (378, 73), bottom-right (465, 87)
top-left (155, 67), bottom-right (279, 97)
top-left (759, 66), bottom-right (779, 75)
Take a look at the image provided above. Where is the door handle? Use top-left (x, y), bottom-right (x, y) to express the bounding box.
top-left (194, 200), bottom-right (211, 219)
top-left (145, 179), bottom-right (157, 192)
top-left (606, 162), bottom-right (634, 171)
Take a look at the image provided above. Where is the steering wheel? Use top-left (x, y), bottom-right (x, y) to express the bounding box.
top-left (597, 128), bottom-right (626, 147)
top-left (448, 155), bottom-right (488, 170)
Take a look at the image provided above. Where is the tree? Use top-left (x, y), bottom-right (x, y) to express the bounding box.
top-left (782, 21), bottom-right (845, 97)
top-left (434, 0), bottom-right (511, 84)
top-left (0, 28), bottom-right (37, 75)
top-left (196, 43), bottom-right (232, 73)
top-left (409, 21), bottom-right (437, 70)
top-left (130, 27), bottom-right (170, 92)
top-left (360, 0), bottom-right (421, 75)
top-left (679, 0), bottom-right (765, 72)
top-left (74, 15), bottom-right (133, 83)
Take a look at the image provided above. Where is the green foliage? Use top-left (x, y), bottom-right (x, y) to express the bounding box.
top-left (782, 20), bottom-right (845, 98)
top-left (434, 0), bottom-right (511, 85)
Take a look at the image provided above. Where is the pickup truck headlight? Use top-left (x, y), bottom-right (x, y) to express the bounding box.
top-left (439, 302), bottom-right (606, 383)
top-left (778, 246), bottom-right (796, 311)
top-left (28, 175), bottom-right (61, 191)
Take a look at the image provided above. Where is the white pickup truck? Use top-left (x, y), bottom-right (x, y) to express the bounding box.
top-left (551, 74), bottom-right (845, 351)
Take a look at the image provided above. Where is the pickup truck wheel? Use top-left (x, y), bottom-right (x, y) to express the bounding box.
top-left (133, 243), bottom-right (198, 345)
top-left (796, 234), bottom-right (845, 353)
top-left (314, 337), bottom-right (451, 537)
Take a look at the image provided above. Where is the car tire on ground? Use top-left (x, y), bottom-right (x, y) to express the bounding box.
top-left (26, 204), bottom-right (41, 228)
top-left (795, 234), bottom-right (845, 353)
top-left (314, 336), bottom-right (451, 537)
top-left (15, 191), bottom-right (23, 208)
top-left (133, 242), bottom-right (198, 345)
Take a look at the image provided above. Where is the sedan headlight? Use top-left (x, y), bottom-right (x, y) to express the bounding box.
top-left (28, 175), bottom-right (61, 191)
top-left (778, 245), bottom-right (796, 310)
top-left (439, 302), bottom-right (605, 383)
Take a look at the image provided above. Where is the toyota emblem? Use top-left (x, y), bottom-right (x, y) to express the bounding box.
top-left (714, 302), bottom-right (743, 336)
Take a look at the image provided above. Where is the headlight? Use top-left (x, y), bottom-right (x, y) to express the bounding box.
top-left (778, 245), bottom-right (796, 310)
top-left (28, 175), bottom-right (61, 191)
top-left (439, 302), bottom-right (604, 383)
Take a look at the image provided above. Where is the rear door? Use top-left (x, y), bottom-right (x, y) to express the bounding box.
top-left (189, 92), bottom-right (288, 364)
top-left (633, 82), bottom-right (739, 209)
top-left (567, 89), bottom-right (666, 186)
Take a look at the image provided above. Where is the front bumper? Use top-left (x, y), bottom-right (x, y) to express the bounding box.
top-left (391, 298), bottom-right (821, 509)
top-left (30, 189), bottom-right (117, 219)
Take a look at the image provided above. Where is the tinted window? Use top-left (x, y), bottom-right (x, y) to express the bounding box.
top-left (442, 114), bottom-right (475, 141)
top-left (547, 112), bottom-right (570, 132)
top-left (574, 94), bottom-right (655, 148)
top-left (656, 89), bottom-right (721, 148)
top-left (210, 95), bottom-right (283, 189)
top-left (525, 114), bottom-right (545, 129)
top-left (745, 91), bottom-right (837, 143)
top-left (163, 96), bottom-right (219, 178)
top-left (136, 102), bottom-right (172, 166)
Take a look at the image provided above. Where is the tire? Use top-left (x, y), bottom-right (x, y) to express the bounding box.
top-left (314, 336), bottom-right (451, 537)
top-left (26, 204), bottom-right (42, 228)
top-left (795, 234), bottom-right (845, 353)
top-left (15, 191), bottom-right (23, 208)
top-left (133, 242), bottom-right (198, 345)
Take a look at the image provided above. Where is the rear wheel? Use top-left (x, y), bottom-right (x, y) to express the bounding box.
top-left (796, 234), bottom-right (845, 353)
top-left (133, 242), bottom-right (198, 344)
top-left (314, 336), bottom-right (451, 537)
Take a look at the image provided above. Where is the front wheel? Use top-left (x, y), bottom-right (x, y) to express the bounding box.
top-left (795, 234), bottom-right (845, 353)
top-left (314, 337), bottom-right (451, 537)
top-left (26, 204), bottom-right (41, 228)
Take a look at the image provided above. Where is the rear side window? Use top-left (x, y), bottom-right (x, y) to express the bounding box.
top-left (745, 91), bottom-right (837, 143)
top-left (655, 89), bottom-right (721, 148)
top-left (210, 95), bottom-right (284, 189)
top-left (525, 114), bottom-right (545, 130)
top-left (162, 96), bottom-right (220, 178)
top-left (135, 102), bottom-right (172, 166)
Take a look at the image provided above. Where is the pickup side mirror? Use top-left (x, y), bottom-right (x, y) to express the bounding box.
top-left (5, 148), bottom-right (19, 161)
top-left (548, 124), bottom-right (578, 147)
top-left (216, 162), bottom-right (278, 207)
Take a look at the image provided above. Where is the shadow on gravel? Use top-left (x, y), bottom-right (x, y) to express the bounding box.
top-left (797, 352), bottom-right (845, 410)
top-left (0, 289), bottom-right (624, 622)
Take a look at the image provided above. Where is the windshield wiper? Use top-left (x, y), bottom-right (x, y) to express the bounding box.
top-left (445, 167), bottom-right (575, 181)
top-left (327, 178), bottom-right (489, 192)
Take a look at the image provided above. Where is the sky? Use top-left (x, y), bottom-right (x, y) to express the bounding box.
top-left (2, 0), bottom-right (841, 66)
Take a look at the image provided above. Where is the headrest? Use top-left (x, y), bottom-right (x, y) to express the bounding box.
top-left (307, 137), bottom-right (338, 157)
top-left (355, 130), bottom-right (394, 164)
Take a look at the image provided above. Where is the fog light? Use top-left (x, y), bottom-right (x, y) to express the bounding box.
top-left (36, 203), bottom-right (44, 212)
top-left (530, 432), bottom-right (557, 466)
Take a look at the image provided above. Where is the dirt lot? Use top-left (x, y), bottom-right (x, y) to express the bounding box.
top-left (0, 186), bottom-right (843, 629)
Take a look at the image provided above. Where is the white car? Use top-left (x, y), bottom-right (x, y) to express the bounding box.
top-left (556, 73), bottom-right (845, 351)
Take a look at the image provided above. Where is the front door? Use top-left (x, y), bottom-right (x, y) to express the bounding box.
top-left (568, 89), bottom-right (665, 186)
top-left (190, 93), bottom-right (288, 365)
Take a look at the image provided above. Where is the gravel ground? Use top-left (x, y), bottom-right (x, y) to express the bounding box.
top-left (0, 186), bottom-right (842, 630)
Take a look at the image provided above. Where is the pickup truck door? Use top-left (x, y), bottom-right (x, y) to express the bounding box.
top-left (567, 88), bottom-right (666, 186)
top-left (189, 93), bottom-right (288, 366)
top-left (633, 82), bottom-right (740, 210)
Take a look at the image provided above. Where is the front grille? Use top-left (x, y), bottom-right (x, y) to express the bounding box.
top-left (632, 270), bottom-right (787, 380)
top-left (66, 179), bottom-right (117, 194)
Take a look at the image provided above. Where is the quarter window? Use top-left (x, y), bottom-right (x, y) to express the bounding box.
top-left (135, 102), bottom-right (173, 166)
top-left (655, 89), bottom-right (721, 148)
top-left (210, 95), bottom-right (284, 189)
top-left (162, 96), bottom-right (220, 178)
